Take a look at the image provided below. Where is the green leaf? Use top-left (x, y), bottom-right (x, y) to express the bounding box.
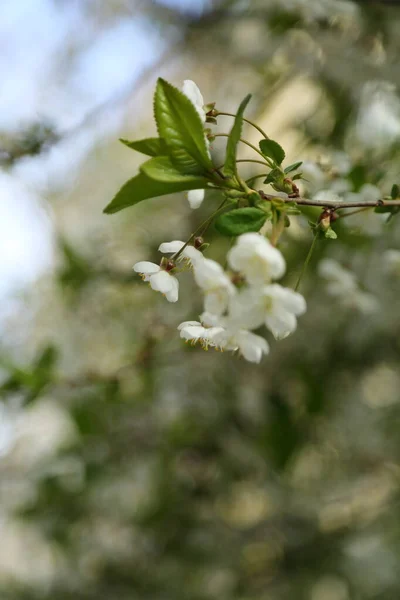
top-left (284, 161), bottom-right (302, 174)
top-left (264, 168), bottom-right (283, 184)
top-left (154, 78), bottom-right (212, 174)
top-left (104, 172), bottom-right (208, 214)
top-left (141, 156), bottom-right (208, 184)
top-left (292, 172), bottom-right (303, 181)
top-left (259, 139), bottom-right (285, 165)
top-left (215, 207), bottom-right (267, 236)
top-left (348, 164), bottom-right (367, 192)
top-left (120, 137), bottom-right (168, 157)
top-left (391, 183), bottom-right (399, 199)
top-left (325, 227), bottom-right (337, 240)
top-left (223, 94), bottom-right (252, 177)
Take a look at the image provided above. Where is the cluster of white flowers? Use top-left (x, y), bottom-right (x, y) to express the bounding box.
top-left (318, 258), bottom-right (378, 314)
top-left (134, 233), bottom-right (307, 363)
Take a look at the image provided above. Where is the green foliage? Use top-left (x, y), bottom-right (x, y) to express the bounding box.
top-left (264, 167), bottom-right (283, 184)
top-left (154, 78), bottom-right (212, 174)
top-left (215, 207), bottom-right (267, 236)
top-left (0, 345), bottom-right (58, 406)
top-left (120, 137), bottom-right (168, 156)
top-left (140, 156), bottom-right (209, 184)
top-left (324, 227), bottom-right (338, 239)
top-left (284, 161), bottom-right (303, 174)
top-left (259, 138), bottom-right (285, 165)
top-left (103, 172), bottom-right (208, 214)
top-left (391, 183), bottom-right (400, 199)
top-left (223, 94), bottom-right (252, 177)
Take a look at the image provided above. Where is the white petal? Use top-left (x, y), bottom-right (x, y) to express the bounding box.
top-left (164, 276), bottom-right (179, 303)
top-left (204, 289), bottom-right (231, 316)
top-left (194, 258), bottom-right (234, 292)
top-left (180, 325), bottom-right (207, 341)
top-left (272, 285), bottom-right (307, 316)
top-left (187, 189), bottom-right (205, 209)
top-left (150, 270), bottom-right (174, 293)
top-left (182, 245), bottom-right (203, 265)
top-left (158, 240), bottom-right (185, 254)
top-left (235, 331), bottom-right (269, 363)
top-left (265, 311), bottom-right (297, 340)
top-left (133, 261), bottom-right (160, 282)
top-left (199, 312), bottom-right (223, 327)
top-left (227, 236), bottom-right (286, 285)
top-left (133, 261), bottom-right (160, 275)
top-left (178, 321), bottom-right (202, 330)
top-left (228, 287), bottom-right (266, 330)
top-left (182, 80), bottom-right (206, 122)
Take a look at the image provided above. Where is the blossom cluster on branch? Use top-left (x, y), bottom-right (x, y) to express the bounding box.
top-left (104, 78), bottom-right (400, 364)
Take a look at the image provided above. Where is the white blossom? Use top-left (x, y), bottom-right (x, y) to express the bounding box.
top-left (318, 258), bottom-right (378, 314)
top-left (228, 233), bottom-right (286, 286)
top-left (187, 189), bottom-right (205, 209)
top-left (133, 261), bottom-right (179, 302)
top-left (193, 258), bottom-right (236, 316)
top-left (182, 79), bottom-right (206, 123)
top-left (229, 284), bottom-right (306, 340)
top-left (318, 258), bottom-right (358, 296)
top-left (383, 249), bottom-right (400, 275)
top-left (177, 320), bottom-right (224, 349)
top-left (212, 328), bottom-right (270, 363)
top-left (158, 240), bottom-right (203, 266)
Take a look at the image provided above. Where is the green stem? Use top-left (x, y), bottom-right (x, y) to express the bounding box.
top-left (246, 173), bottom-right (269, 186)
top-left (212, 133), bottom-right (274, 167)
top-left (216, 112), bottom-right (270, 140)
top-left (295, 230), bottom-right (319, 292)
top-left (172, 199), bottom-right (231, 262)
top-left (215, 158), bottom-right (270, 170)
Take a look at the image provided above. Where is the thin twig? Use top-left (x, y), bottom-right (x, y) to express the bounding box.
top-left (258, 190), bottom-right (400, 210)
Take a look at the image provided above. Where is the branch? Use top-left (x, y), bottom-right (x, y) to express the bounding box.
top-left (258, 190), bottom-right (400, 210)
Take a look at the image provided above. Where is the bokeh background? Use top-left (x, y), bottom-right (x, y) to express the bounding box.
top-left (1, 1), bottom-right (400, 598)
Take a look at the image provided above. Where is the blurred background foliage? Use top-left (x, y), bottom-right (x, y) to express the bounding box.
top-left (1, 0), bottom-right (400, 599)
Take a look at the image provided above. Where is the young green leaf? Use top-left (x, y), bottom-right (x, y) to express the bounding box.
top-left (259, 139), bottom-right (285, 165)
top-left (103, 172), bottom-right (208, 214)
top-left (215, 207), bottom-right (267, 236)
top-left (325, 227), bottom-right (337, 239)
top-left (284, 161), bottom-right (302, 174)
top-left (120, 137), bottom-right (168, 157)
top-left (391, 183), bottom-right (399, 199)
top-left (154, 78), bottom-right (212, 174)
top-left (223, 94), bottom-right (252, 178)
top-left (141, 156), bottom-right (207, 183)
top-left (264, 168), bottom-right (284, 184)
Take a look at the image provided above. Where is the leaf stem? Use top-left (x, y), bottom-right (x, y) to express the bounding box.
top-left (213, 133), bottom-right (274, 166)
top-left (295, 230), bottom-right (319, 292)
top-left (216, 112), bottom-right (269, 140)
top-left (171, 199), bottom-right (231, 262)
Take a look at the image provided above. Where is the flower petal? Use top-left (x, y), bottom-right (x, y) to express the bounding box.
top-left (158, 240), bottom-right (185, 254)
top-left (133, 261), bottom-right (160, 274)
top-left (235, 331), bottom-right (269, 363)
top-left (150, 270), bottom-right (174, 293)
top-left (265, 310), bottom-right (297, 340)
top-left (165, 276), bottom-right (179, 303)
top-left (182, 80), bottom-right (206, 123)
top-left (187, 189), bottom-right (205, 209)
